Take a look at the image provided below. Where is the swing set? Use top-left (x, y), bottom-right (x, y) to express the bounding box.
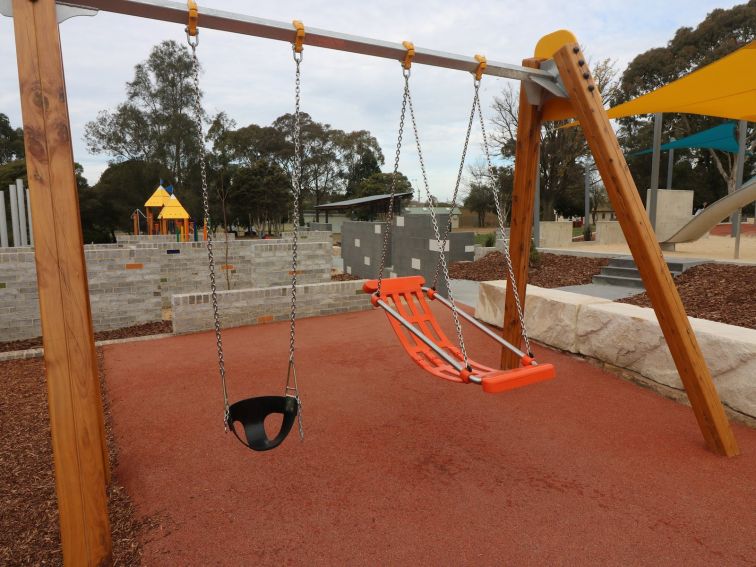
top-left (3, 0), bottom-right (740, 563)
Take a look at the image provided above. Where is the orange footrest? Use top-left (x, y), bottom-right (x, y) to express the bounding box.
top-left (481, 363), bottom-right (555, 394)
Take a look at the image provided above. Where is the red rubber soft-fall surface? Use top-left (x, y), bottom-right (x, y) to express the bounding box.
top-left (102, 306), bottom-right (756, 566)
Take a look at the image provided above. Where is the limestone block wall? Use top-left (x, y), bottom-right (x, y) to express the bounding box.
top-left (172, 280), bottom-right (371, 334)
top-left (538, 221), bottom-right (573, 248)
top-left (596, 221), bottom-right (626, 244)
top-left (475, 280), bottom-right (756, 419)
top-left (646, 189), bottom-right (694, 241)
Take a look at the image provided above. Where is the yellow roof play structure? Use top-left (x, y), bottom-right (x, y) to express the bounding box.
top-left (545, 40), bottom-right (756, 122)
top-left (157, 194), bottom-right (190, 220)
top-left (144, 184), bottom-right (171, 208)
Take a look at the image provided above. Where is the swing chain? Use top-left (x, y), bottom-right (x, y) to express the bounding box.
top-left (432, 80), bottom-right (479, 290)
top-left (405, 81), bottom-right (470, 368)
top-left (476, 94), bottom-right (533, 356)
top-left (286, 46), bottom-right (304, 441)
top-left (376, 71), bottom-right (410, 296)
top-left (188, 37), bottom-right (230, 429)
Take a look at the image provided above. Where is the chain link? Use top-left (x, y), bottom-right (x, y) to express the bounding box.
top-left (432, 81), bottom-right (479, 290)
top-left (476, 93), bottom-right (533, 356)
top-left (188, 39), bottom-right (230, 428)
top-left (376, 70), bottom-right (410, 297)
top-left (405, 81), bottom-right (470, 368)
top-left (286, 49), bottom-right (304, 441)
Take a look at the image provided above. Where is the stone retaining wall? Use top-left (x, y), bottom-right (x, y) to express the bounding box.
top-left (0, 237), bottom-right (331, 341)
top-left (172, 280), bottom-right (371, 334)
top-left (475, 280), bottom-right (756, 420)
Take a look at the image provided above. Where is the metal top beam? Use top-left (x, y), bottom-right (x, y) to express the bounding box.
top-left (55, 0), bottom-right (563, 89)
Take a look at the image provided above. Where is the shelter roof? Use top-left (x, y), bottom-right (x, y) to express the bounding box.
top-left (315, 192), bottom-right (413, 210)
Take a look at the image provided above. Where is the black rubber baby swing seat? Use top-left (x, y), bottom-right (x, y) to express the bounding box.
top-left (227, 396), bottom-right (299, 451)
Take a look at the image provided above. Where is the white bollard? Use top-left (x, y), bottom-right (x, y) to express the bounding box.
top-left (26, 188), bottom-right (34, 247)
top-left (0, 191), bottom-right (8, 248)
top-left (16, 179), bottom-right (28, 246)
top-left (9, 184), bottom-right (20, 247)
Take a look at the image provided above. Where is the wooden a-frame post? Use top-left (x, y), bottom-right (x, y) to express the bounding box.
top-left (503, 36), bottom-right (739, 456)
top-left (501, 58), bottom-right (543, 370)
top-left (12, 0), bottom-right (113, 563)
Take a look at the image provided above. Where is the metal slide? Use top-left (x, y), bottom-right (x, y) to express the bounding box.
top-left (663, 177), bottom-right (756, 244)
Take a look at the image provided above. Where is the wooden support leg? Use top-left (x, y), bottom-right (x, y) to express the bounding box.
top-left (12, 0), bottom-right (113, 563)
top-left (501, 58), bottom-right (543, 369)
top-left (554, 43), bottom-right (739, 456)
top-left (147, 208), bottom-right (153, 235)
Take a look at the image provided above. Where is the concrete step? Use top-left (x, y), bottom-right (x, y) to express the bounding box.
top-left (600, 266), bottom-right (641, 278)
top-left (592, 274), bottom-right (647, 288)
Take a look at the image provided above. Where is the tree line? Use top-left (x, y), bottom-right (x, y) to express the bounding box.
top-left (2, 1), bottom-right (753, 240)
top-left (464, 1), bottom-right (754, 226)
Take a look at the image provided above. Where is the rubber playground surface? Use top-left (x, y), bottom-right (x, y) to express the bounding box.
top-left (102, 307), bottom-right (756, 566)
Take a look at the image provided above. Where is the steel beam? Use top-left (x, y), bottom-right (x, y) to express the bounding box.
top-left (43, 0), bottom-right (564, 89)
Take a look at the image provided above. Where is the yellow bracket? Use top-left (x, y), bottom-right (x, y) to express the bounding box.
top-left (474, 54), bottom-right (487, 80)
top-left (293, 20), bottom-right (305, 53)
top-left (186, 0), bottom-right (198, 37)
top-left (402, 41), bottom-right (415, 70)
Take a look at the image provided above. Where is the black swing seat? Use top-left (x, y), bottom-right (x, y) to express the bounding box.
top-left (226, 395), bottom-right (298, 452)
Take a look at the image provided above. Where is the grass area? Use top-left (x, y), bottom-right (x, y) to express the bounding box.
top-left (474, 233), bottom-right (496, 246)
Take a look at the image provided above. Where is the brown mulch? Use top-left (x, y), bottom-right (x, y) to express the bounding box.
top-left (0, 351), bottom-right (156, 566)
top-left (331, 273), bottom-right (360, 281)
top-left (0, 321), bottom-right (172, 354)
top-left (618, 263), bottom-right (756, 329)
top-left (449, 251), bottom-right (609, 288)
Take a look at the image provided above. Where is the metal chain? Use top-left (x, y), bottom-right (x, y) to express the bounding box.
top-left (188, 35), bottom-right (231, 428)
top-left (376, 70), bottom-right (410, 296)
top-left (475, 93), bottom-right (533, 356)
top-left (405, 81), bottom-right (470, 368)
top-left (432, 80), bottom-right (479, 290)
top-left (286, 49), bottom-right (304, 441)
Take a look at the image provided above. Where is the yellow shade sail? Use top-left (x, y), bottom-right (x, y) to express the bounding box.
top-left (157, 194), bottom-right (190, 220)
top-left (607, 41), bottom-right (755, 121)
top-left (144, 185), bottom-right (170, 208)
top-left (543, 40), bottom-right (756, 122)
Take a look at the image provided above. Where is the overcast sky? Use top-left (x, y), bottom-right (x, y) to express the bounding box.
top-left (0, 0), bottom-right (740, 200)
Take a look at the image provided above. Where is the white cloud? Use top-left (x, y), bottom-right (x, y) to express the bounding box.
top-left (0, 0), bottom-right (739, 199)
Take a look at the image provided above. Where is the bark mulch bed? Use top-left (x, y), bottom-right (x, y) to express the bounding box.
top-left (331, 273), bottom-right (360, 281)
top-left (618, 263), bottom-right (756, 329)
top-left (0, 352), bottom-right (156, 565)
top-left (0, 321), bottom-right (172, 354)
top-left (449, 251), bottom-right (609, 288)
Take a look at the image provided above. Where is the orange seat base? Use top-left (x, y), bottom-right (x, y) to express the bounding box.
top-left (479, 363), bottom-right (556, 394)
top-left (363, 276), bottom-right (555, 394)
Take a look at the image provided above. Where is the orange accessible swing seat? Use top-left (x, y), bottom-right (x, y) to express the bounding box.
top-left (363, 276), bottom-right (555, 394)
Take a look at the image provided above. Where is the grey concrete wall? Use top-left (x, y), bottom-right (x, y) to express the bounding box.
top-left (0, 237), bottom-right (331, 341)
top-left (172, 280), bottom-right (371, 334)
top-left (340, 214), bottom-right (474, 294)
top-left (341, 221), bottom-right (388, 279)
